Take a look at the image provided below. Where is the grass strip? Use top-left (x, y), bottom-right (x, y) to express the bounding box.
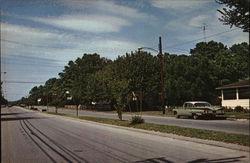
top-left (46, 112), bottom-right (249, 146)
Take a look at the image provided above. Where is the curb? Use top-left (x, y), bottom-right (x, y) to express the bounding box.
top-left (17, 106), bottom-right (249, 152)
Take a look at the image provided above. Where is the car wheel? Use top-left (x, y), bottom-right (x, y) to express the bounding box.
top-left (174, 111), bottom-right (179, 118)
top-left (193, 114), bottom-right (198, 120)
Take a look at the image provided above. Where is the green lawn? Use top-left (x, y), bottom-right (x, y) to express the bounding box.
top-left (110, 110), bottom-right (175, 116)
top-left (223, 112), bottom-right (250, 119)
top-left (110, 110), bottom-right (249, 119)
top-left (24, 105), bottom-right (250, 119)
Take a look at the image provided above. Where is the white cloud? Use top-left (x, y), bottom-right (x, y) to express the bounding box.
top-left (1, 23), bottom-right (71, 47)
top-left (1, 22), bottom-right (141, 101)
top-left (31, 14), bottom-right (131, 33)
top-left (150, 0), bottom-right (209, 10)
top-left (58, 0), bottom-right (149, 20)
top-left (189, 15), bottom-right (210, 27)
top-left (1, 23), bottom-right (140, 61)
top-left (2, 23), bottom-right (55, 40)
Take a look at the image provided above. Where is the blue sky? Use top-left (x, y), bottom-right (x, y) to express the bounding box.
top-left (1, 0), bottom-right (249, 101)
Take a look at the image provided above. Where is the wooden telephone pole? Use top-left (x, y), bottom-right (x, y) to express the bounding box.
top-left (159, 37), bottom-right (165, 114)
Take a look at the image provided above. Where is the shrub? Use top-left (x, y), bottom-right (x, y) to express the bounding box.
top-left (130, 115), bottom-right (145, 125)
top-left (234, 106), bottom-right (244, 112)
top-left (222, 106), bottom-right (233, 112)
top-left (166, 106), bottom-right (175, 112)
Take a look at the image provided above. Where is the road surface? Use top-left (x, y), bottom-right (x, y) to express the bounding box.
top-left (1, 106), bottom-right (249, 163)
top-left (41, 106), bottom-right (249, 135)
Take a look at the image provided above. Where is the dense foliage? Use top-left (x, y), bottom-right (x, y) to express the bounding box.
top-left (22, 41), bottom-right (249, 111)
top-left (216, 0), bottom-right (249, 32)
top-left (1, 82), bottom-right (8, 105)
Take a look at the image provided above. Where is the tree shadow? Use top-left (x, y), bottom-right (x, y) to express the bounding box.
top-left (1, 112), bottom-right (25, 116)
top-left (187, 156), bottom-right (246, 163)
top-left (134, 157), bottom-right (174, 163)
top-left (200, 116), bottom-right (227, 121)
top-left (134, 156), bottom-right (246, 163)
top-left (1, 116), bottom-right (47, 121)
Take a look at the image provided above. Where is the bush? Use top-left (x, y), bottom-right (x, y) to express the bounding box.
top-left (222, 106), bottom-right (233, 112)
top-left (234, 106), bottom-right (244, 112)
top-left (130, 115), bottom-right (145, 125)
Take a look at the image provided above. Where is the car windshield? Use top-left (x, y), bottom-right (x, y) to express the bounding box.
top-left (194, 103), bottom-right (211, 107)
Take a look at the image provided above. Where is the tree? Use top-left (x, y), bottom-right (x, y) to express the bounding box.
top-left (0, 82), bottom-right (8, 105)
top-left (216, 0), bottom-right (249, 32)
top-left (190, 41), bottom-right (228, 59)
top-left (49, 79), bottom-right (65, 113)
top-left (22, 41), bottom-right (249, 110)
top-left (28, 85), bottom-right (45, 106)
top-left (58, 53), bottom-right (111, 115)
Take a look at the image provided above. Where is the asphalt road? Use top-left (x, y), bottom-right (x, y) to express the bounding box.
top-left (41, 106), bottom-right (250, 135)
top-left (1, 106), bottom-right (250, 163)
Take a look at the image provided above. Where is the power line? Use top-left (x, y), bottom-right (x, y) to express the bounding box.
top-left (2, 55), bottom-right (68, 63)
top-left (164, 28), bottom-right (239, 50)
top-left (1, 39), bottom-right (82, 51)
top-left (167, 47), bottom-right (190, 53)
top-left (2, 61), bottom-right (64, 68)
top-left (3, 80), bottom-right (45, 84)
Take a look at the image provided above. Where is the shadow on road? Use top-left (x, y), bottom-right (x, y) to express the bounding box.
top-left (135, 157), bottom-right (174, 163)
top-left (176, 116), bottom-right (227, 121)
top-left (1, 112), bottom-right (25, 116)
top-left (201, 117), bottom-right (227, 121)
top-left (135, 156), bottom-right (246, 163)
top-left (1, 116), bottom-right (47, 121)
top-left (187, 156), bottom-right (246, 163)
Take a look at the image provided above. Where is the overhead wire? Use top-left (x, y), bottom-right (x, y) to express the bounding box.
top-left (1, 39), bottom-right (83, 51)
top-left (2, 61), bottom-right (65, 68)
top-left (3, 80), bottom-right (45, 84)
top-left (164, 28), bottom-right (239, 50)
top-left (2, 55), bottom-right (68, 65)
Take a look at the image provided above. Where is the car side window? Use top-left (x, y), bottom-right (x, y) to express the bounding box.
top-left (186, 103), bottom-right (193, 109)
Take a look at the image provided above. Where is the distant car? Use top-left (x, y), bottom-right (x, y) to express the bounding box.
top-left (41, 108), bottom-right (47, 112)
top-left (173, 101), bottom-right (224, 119)
top-left (30, 107), bottom-right (38, 111)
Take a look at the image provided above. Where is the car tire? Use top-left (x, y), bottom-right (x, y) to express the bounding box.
top-left (193, 114), bottom-right (198, 120)
top-left (174, 111), bottom-right (179, 118)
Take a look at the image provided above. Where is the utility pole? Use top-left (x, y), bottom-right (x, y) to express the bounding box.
top-left (202, 23), bottom-right (207, 42)
top-left (47, 94), bottom-right (49, 110)
top-left (138, 37), bottom-right (166, 114)
top-left (159, 36), bottom-right (165, 114)
top-left (76, 105), bottom-right (78, 117)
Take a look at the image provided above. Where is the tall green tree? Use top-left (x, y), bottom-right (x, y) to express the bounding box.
top-left (22, 41), bottom-right (249, 110)
top-left (216, 0), bottom-right (249, 32)
top-left (28, 85), bottom-right (45, 105)
top-left (59, 54), bottom-right (111, 107)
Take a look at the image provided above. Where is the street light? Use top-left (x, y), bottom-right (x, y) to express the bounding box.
top-left (52, 93), bottom-right (58, 113)
top-left (65, 90), bottom-right (77, 116)
top-left (138, 36), bottom-right (166, 114)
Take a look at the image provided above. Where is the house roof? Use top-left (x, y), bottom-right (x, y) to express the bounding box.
top-left (216, 79), bottom-right (250, 90)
